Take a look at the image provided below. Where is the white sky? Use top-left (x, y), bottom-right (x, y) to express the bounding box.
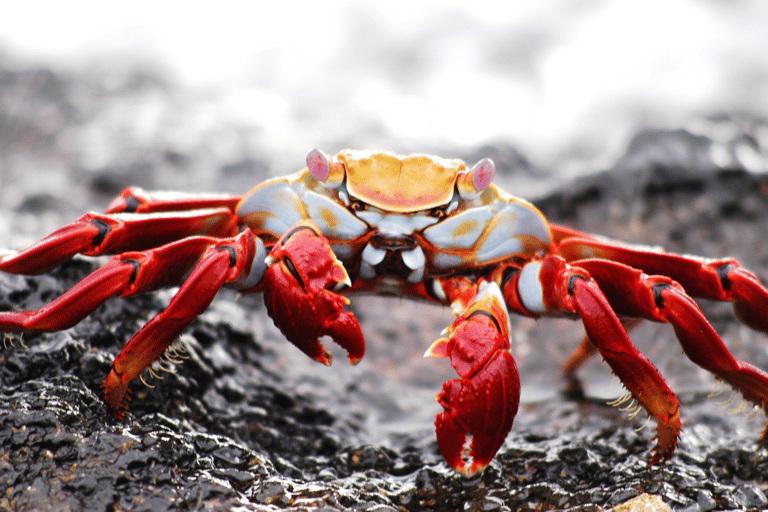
top-left (2, 0), bottom-right (768, 167)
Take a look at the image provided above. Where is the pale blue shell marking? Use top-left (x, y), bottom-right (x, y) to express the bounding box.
top-left (238, 180), bottom-right (305, 236)
top-left (301, 190), bottom-right (368, 241)
top-left (422, 206), bottom-right (494, 249)
top-left (474, 201), bottom-right (550, 262)
top-left (517, 260), bottom-right (546, 313)
top-left (423, 199), bottom-right (550, 269)
top-left (238, 178), bottom-right (367, 242)
top-left (354, 211), bottom-right (438, 236)
top-left (229, 237), bottom-right (268, 291)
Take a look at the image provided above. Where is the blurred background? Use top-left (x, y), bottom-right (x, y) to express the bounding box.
top-left (2, 0), bottom-right (768, 193)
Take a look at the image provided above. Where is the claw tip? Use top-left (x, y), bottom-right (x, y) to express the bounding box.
top-left (425, 337), bottom-right (450, 358)
top-left (333, 261), bottom-right (352, 287)
top-left (312, 349), bottom-right (333, 366)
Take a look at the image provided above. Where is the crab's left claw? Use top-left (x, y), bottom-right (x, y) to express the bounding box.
top-left (262, 220), bottom-right (365, 366)
top-left (427, 281), bottom-right (520, 476)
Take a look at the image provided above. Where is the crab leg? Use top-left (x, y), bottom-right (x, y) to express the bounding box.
top-left (576, 258), bottom-right (768, 435)
top-left (561, 318), bottom-right (642, 377)
top-left (102, 229), bottom-right (256, 417)
top-left (0, 208), bottom-right (237, 275)
top-left (426, 279), bottom-right (520, 476)
top-left (552, 224), bottom-right (768, 333)
top-left (105, 187), bottom-right (242, 214)
top-left (0, 236), bottom-right (231, 333)
top-left (503, 255), bottom-right (682, 463)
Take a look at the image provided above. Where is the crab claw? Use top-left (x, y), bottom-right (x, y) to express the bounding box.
top-left (427, 281), bottom-right (520, 476)
top-left (262, 220), bottom-right (365, 365)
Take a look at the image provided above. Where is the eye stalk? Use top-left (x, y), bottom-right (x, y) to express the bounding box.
top-left (306, 149), bottom-right (345, 189)
top-left (457, 158), bottom-right (496, 200)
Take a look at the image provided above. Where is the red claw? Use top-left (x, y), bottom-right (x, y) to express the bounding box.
top-left (436, 348), bottom-right (519, 476)
top-left (429, 282), bottom-right (520, 476)
top-left (262, 220), bottom-right (365, 365)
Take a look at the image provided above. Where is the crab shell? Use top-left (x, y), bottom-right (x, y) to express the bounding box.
top-left (236, 149), bottom-right (551, 291)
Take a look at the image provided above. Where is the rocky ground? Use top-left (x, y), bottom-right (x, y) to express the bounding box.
top-left (2, 60), bottom-right (768, 511)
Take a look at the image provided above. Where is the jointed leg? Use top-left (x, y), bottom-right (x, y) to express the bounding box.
top-left (552, 223), bottom-right (768, 333)
top-left (502, 256), bottom-right (682, 463)
top-left (577, 258), bottom-right (768, 435)
top-left (562, 318), bottom-right (642, 377)
top-left (0, 236), bottom-right (233, 333)
top-left (0, 209), bottom-right (237, 275)
top-left (1, 186), bottom-right (244, 275)
top-left (105, 187), bottom-right (242, 214)
top-left (102, 230), bottom-right (257, 417)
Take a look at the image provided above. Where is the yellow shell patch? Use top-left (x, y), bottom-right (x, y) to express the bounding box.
top-left (337, 149), bottom-right (464, 213)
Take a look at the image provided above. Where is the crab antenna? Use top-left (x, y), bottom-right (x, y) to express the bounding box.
top-left (307, 148), bottom-right (331, 181)
top-left (471, 158), bottom-right (495, 191)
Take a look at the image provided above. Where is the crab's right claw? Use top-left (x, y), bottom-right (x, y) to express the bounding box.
top-left (428, 282), bottom-right (520, 476)
top-left (262, 220), bottom-right (365, 366)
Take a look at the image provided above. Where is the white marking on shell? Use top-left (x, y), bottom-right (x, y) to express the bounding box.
top-left (355, 211), bottom-right (437, 236)
top-left (445, 195), bottom-right (459, 214)
top-left (362, 244), bottom-right (387, 266)
top-left (422, 206), bottom-right (493, 250)
top-left (338, 187), bottom-right (350, 205)
top-left (302, 190), bottom-right (368, 240)
top-left (407, 266), bottom-right (424, 283)
top-left (239, 175), bottom-right (368, 244)
top-left (230, 237), bottom-right (267, 291)
top-left (401, 246), bottom-right (426, 270)
top-left (431, 280), bottom-right (447, 302)
top-left (432, 252), bottom-right (465, 271)
top-left (359, 261), bottom-right (376, 279)
top-left (517, 261), bottom-right (546, 314)
top-left (238, 180), bottom-right (305, 235)
top-left (423, 198), bottom-right (551, 270)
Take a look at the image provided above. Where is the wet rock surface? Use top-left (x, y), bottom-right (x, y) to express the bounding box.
top-left (3, 61), bottom-right (768, 511)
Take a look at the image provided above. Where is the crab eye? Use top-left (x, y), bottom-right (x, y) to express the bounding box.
top-left (306, 149), bottom-right (346, 188)
top-left (457, 157), bottom-right (496, 200)
top-left (350, 200), bottom-right (364, 211)
top-left (430, 207), bottom-right (446, 219)
top-left (307, 148), bottom-right (331, 181)
top-left (471, 158), bottom-right (495, 191)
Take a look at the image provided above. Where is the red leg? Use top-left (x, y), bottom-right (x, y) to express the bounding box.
top-left (0, 236), bottom-right (228, 332)
top-left (561, 318), bottom-right (642, 377)
top-left (1, 220), bottom-right (258, 418)
top-left (502, 255), bottom-right (682, 464)
top-left (552, 223), bottom-right (768, 333)
top-left (576, 258), bottom-right (768, 436)
top-left (105, 186), bottom-right (242, 214)
top-left (427, 279), bottom-right (520, 476)
top-left (102, 230), bottom-right (256, 417)
top-left (0, 209), bottom-right (237, 275)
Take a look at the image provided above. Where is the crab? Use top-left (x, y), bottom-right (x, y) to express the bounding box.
top-left (2, 149), bottom-right (768, 476)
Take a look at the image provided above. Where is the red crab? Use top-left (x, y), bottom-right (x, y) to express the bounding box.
top-left (2, 149), bottom-right (768, 476)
